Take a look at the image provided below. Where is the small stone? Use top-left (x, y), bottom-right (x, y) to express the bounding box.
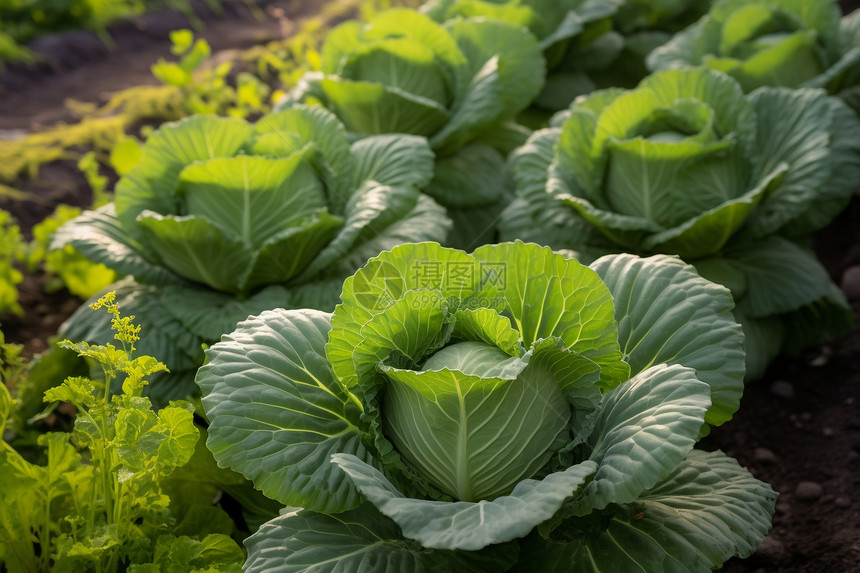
top-left (754, 447), bottom-right (778, 464)
top-left (770, 380), bottom-right (794, 399)
top-left (822, 427), bottom-right (835, 437)
top-left (835, 497), bottom-right (851, 508)
top-left (800, 412), bottom-right (813, 422)
top-left (841, 266), bottom-right (860, 300)
top-left (795, 481), bottom-right (823, 502)
top-left (847, 397), bottom-right (855, 406)
top-left (808, 345), bottom-right (832, 367)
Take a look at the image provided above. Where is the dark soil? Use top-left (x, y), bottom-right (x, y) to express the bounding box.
top-left (0, 0), bottom-right (323, 129)
top-left (1, 2), bottom-right (860, 572)
top-left (704, 197), bottom-right (860, 573)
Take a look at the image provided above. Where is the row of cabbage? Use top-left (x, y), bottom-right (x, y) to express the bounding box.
top-left (42, 0), bottom-right (860, 571)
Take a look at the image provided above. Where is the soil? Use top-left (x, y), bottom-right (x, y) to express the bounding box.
top-left (1, 2), bottom-right (860, 572)
top-left (705, 197), bottom-right (860, 573)
top-left (0, 0), bottom-right (326, 130)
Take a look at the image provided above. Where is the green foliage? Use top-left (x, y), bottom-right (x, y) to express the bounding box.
top-left (23, 155), bottom-right (118, 300)
top-left (0, 210), bottom-right (24, 316)
top-left (0, 292), bottom-right (245, 572)
top-left (0, 29), bottom-right (35, 67)
top-left (198, 241), bottom-right (775, 571)
top-left (0, 0), bottom-right (215, 66)
top-left (152, 30), bottom-right (271, 118)
top-left (281, 7), bottom-right (546, 248)
top-left (501, 67), bottom-right (860, 379)
top-left (109, 135), bottom-right (143, 176)
top-left (0, 328), bottom-right (26, 391)
top-left (0, 0), bottom-right (418, 189)
top-left (422, 0), bottom-right (710, 114)
top-left (53, 106), bottom-right (450, 402)
top-left (649, 0), bottom-right (860, 111)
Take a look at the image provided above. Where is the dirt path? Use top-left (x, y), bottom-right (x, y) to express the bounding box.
top-left (0, 0), bottom-right (320, 130)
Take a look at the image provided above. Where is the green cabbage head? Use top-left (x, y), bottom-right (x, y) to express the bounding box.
top-left (422, 0), bottom-right (710, 113)
top-left (501, 67), bottom-right (860, 380)
top-left (649, 0), bottom-right (860, 112)
top-left (280, 8), bottom-right (546, 249)
top-left (53, 106), bottom-right (450, 402)
top-left (197, 241), bottom-right (776, 572)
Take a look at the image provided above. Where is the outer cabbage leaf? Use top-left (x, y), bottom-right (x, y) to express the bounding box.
top-left (423, 143), bottom-right (514, 251)
top-left (319, 191), bottom-right (452, 280)
top-left (136, 213), bottom-right (251, 294)
top-left (591, 254), bottom-right (745, 427)
top-left (196, 309), bottom-right (372, 514)
top-left (51, 204), bottom-right (182, 287)
top-left (348, 134), bottom-right (436, 190)
top-left (709, 236), bottom-right (849, 319)
top-left (115, 115), bottom-right (253, 231)
top-left (573, 364), bottom-right (710, 513)
top-left (243, 505), bottom-right (517, 573)
top-left (517, 450), bottom-right (777, 573)
top-left (423, 143), bottom-right (509, 209)
top-left (439, 17), bottom-right (544, 138)
top-left (746, 87), bottom-right (860, 238)
top-left (332, 453), bottom-right (597, 551)
top-left (159, 284), bottom-right (291, 340)
top-left (499, 129), bottom-right (606, 256)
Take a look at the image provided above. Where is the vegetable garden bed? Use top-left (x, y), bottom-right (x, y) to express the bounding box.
top-left (2, 0), bottom-right (859, 571)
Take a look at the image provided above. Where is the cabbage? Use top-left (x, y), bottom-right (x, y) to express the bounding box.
top-left (501, 67), bottom-right (860, 379)
top-left (52, 107), bottom-right (450, 402)
top-left (422, 0), bottom-right (710, 113)
top-left (649, 0), bottom-right (860, 112)
top-left (279, 9), bottom-right (546, 249)
top-left (197, 241), bottom-right (776, 572)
